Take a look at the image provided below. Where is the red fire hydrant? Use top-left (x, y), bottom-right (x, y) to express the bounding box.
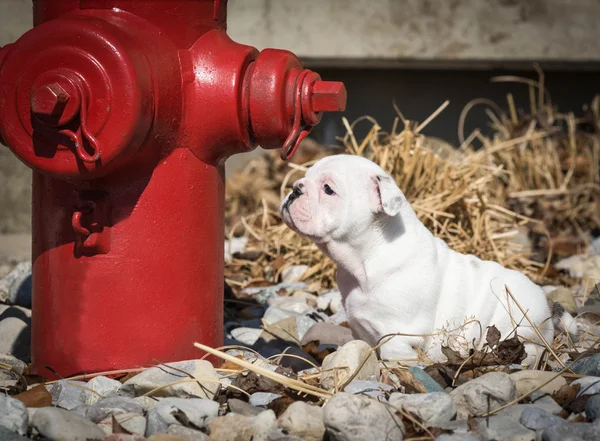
top-left (0, 0), bottom-right (346, 379)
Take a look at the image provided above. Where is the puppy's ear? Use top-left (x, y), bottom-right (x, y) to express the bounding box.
top-left (371, 174), bottom-right (403, 216)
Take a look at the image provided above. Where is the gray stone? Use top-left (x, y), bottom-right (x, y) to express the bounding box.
top-left (134, 396), bottom-right (160, 410)
top-left (409, 367), bottom-right (445, 393)
top-left (0, 261), bottom-right (31, 307)
top-left (436, 434), bottom-right (479, 441)
top-left (343, 379), bottom-right (394, 400)
top-left (511, 370), bottom-right (567, 397)
top-left (296, 315), bottom-right (318, 341)
top-left (47, 380), bottom-right (89, 410)
top-left (228, 398), bottom-right (264, 417)
top-left (0, 427), bottom-right (30, 441)
top-left (231, 327), bottom-right (263, 346)
top-left (86, 376), bottom-right (122, 404)
top-left (585, 394), bottom-right (600, 422)
top-left (450, 372), bottom-right (517, 419)
top-left (300, 322), bottom-right (353, 346)
top-left (121, 360), bottom-right (219, 399)
top-left (97, 413), bottom-right (146, 436)
top-left (87, 396), bottom-right (144, 423)
top-left (145, 398), bottom-right (219, 436)
top-left (277, 401), bottom-right (325, 441)
top-left (571, 355), bottom-right (600, 377)
top-left (320, 340), bottom-right (379, 391)
top-left (71, 405), bottom-right (91, 418)
top-left (0, 354), bottom-right (27, 393)
top-left (389, 392), bottom-right (456, 427)
top-left (250, 392), bottom-right (281, 407)
top-left (520, 407), bottom-right (566, 430)
top-left (32, 407), bottom-right (105, 441)
top-left (253, 409), bottom-right (278, 441)
top-left (323, 392), bottom-right (405, 441)
top-left (572, 376), bottom-right (600, 397)
top-left (167, 424), bottom-right (208, 440)
top-left (475, 415), bottom-right (535, 441)
top-left (542, 421), bottom-right (600, 441)
top-left (0, 316), bottom-right (30, 361)
top-left (434, 419), bottom-right (470, 433)
top-left (498, 397), bottom-right (563, 421)
top-left (267, 433), bottom-right (308, 441)
top-left (207, 413), bottom-right (254, 440)
top-left (0, 396), bottom-right (28, 435)
top-left (327, 309), bottom-right (349, 326)
top-left (263, 306), bottom-right (302, 325)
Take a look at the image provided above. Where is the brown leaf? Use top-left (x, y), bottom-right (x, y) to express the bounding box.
top-left (13, 383), bottom-right (52, 407)
top-left (392, 368), bottom-right (428, 394)
top-left (486, 325), bottom-right (501, 348)
top-left (494, 335), bottom-right (526, 365)
top-left (553, 383), bottom-right (581, 406)
top-left (424, 364), bottom-right (470, 389)
top-left (441, 346), bottom-right (466, 365)
top-left (302, 341), bottom-right (336, 365)
top-left (219, 355), bottom-right (245, 371)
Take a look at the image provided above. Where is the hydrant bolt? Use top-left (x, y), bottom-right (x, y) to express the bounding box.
top-left (31, 83), bottom-right (70, 117)
top-left (310, 81), bottom-right (347, 113)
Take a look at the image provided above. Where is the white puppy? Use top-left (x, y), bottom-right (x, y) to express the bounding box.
top-left (280, 154), bottom-right (576, 367)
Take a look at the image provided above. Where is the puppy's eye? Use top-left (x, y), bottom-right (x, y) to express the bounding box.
top-left (324, 184), bottom-right (335, 195)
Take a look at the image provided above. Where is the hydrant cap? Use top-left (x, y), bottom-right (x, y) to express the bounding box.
top-left (0, 15), bottom-right (154, 179)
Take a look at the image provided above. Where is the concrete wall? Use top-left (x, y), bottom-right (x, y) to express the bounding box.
top-left (1, 0), bottom-right (600, 242)
top-left (227, 0), bottom-right (600, 65)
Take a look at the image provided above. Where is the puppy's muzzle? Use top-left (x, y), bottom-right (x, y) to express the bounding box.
top-left (283, 186), bottom-right (303, 210)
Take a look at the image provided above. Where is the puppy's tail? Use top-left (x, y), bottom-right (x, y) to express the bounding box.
top-left (548, 300), bottom-right (581, 340)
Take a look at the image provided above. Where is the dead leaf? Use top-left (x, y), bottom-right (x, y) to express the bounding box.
top-left (494, 335), bottom-right (526, 365)
top-left (553, 383), bottom-right (581, 406)
top-left (486, 325), bottom-right (501, 348)
top-left (302, 341), bottom-right (336, 365)
top-left (392, 368), bottom-right (427, 394)
top-left (13, 383), bottom-right (52, 407)
top-left (220, 355), bottom-right (245, 371)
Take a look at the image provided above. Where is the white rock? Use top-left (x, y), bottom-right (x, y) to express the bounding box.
top-left (145, 398), bottom-right (219, 436)
top-left (323, 393), bottom-right (405, 441)
top-left (572, 376), bottom-right (600, 397)
top-left (252, 409), bottom-right (277, 441)
top-left (389, 392), bottom-right (456, 427)
top-left (0, 316), bottom-right (30, 360)
top-left (86, 396), bottom-right (144, 423)
top-left (320, 340), bottom-right (379, 391)
top-left (510, 370), bottom-right (567, 397)
top-left (450, 372), bottom-right (516, 419)
top-left (317, 291), bottom-right (343, 313)
top-left (0, 396), bottom-right (28, 435)
top-left (281, 265), bottom-right (309, 283)
top-left (277, 401), bottom-right (325, 441)
top-left (32, 407), bottom-right (105, 441)
top-left (47, 380), bottom-right (89, 410)
top-left (249, 392), bottom-right (281, 407)
top-left (475, 415), bottom-right (535, 441)
top-left (224, 237), bottom-right (248, 261)
top-left (0, 261), bottom-right (31, 307)
top-left (86, 376), bottom-right (122, 405)
top-left (267, 297), bottom-right (312, 314)
top-left (121, 360), bottom-right (219, 399)
top-left (97, 412), bottom-right (146, 435)
top-left (231, 327), bottom-right (263, 346)
top-left (167, 424), bottom-right (208, 440)
top-left (263, 306), bottom-right (302, 325)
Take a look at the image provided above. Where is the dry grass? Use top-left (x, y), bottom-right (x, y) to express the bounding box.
top-left (224, 71), bottom-right (600, 297)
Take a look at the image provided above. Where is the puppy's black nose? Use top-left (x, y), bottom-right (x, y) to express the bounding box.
top-left (292, 186), bottom-right (303, 197)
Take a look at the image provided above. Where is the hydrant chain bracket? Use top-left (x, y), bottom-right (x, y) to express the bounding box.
top-left (0, 14), bottom-right (154, 179)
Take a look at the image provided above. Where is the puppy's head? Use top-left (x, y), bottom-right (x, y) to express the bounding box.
top-left (280, 155), bottom-right (405, 243)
